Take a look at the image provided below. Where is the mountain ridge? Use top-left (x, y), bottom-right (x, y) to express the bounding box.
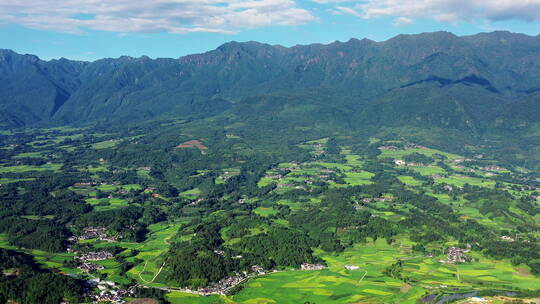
top-left (1, 31), bottom-right (540, 131)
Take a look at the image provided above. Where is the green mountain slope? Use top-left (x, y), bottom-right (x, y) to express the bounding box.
top-left (1, 31), bottom-right (540, 141)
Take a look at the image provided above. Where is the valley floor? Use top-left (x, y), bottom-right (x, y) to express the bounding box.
top-left (0, 127), bottom-right (539, 303)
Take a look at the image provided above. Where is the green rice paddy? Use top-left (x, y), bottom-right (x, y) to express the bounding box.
top-left (253, 207), bottom-right (278, 217)
top-left (180, 188), bottom-right (201, 199)
top-left (0, 163), bottom-right (62, 173)
top-left (92, 140), bottom-right (119, 149)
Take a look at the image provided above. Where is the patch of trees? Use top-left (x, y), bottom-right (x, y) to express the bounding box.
top-left (0, 218), bottom-right (70, 252)
top-left (481, 240), bottom-right (540, 275)
top-left (97, 169), bottom-right (145, 186)
top-left (384, 260), bottom-right (409, 281)
top-left (235, 228), bottom-right (322, 269)
top-left (516, 198), bottom-right (540, 216)
top-left (290, 189), bottom-right (371, 251)
top-left (463, 187), bottom-right (513, 217)
top-left (0, 248), bottom-right (87, 304)
top-left (403, 152), bottom-right (434, 165)
top-left (165, 223), bottom-right (238, 288)
top-left (166, 242), bottom-right (237, 288)
top-left (0, 176), bottom-right (91, 221)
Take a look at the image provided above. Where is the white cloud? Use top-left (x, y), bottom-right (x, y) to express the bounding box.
top-left (393, 17), bottom-right (413, 27)
top-left (319, 0), bottom-right (540, 23)
top-left (0, 0), bottom-right (315, 34)
top-left (335, 6), bottom-right (364, 18)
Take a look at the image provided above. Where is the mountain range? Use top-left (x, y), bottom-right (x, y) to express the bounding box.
top-left (2, 31), bottom-right (540, 142)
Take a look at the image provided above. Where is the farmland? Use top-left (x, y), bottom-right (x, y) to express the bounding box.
top-left (0, 127), bottom-right (539, 303)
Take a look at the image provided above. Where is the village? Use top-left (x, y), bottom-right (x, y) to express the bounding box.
top-left (300, 263), bottom-right (327, 271)
top-left (68, 226), bottom-right (119, 243)
top-left (64, 226), bottom-right (123, 276)
top-left (261, 161), bottom-right (342, 191)
top-left (196, 272), bottom-right (250, 296)
top-left (445, 246), bottom-right (472, 264)
top-left (88, 278), bottom-right (137, 303)
top-left (165, 265), bottom-right (270, 296)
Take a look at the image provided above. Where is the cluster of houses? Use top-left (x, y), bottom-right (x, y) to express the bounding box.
top-left (379, 142), bottom-right (427, 151)
top-left (442, 185), bottom-right (454, 191)
top-left (263, 162), bottom-right (343, 191)
top-left (482, 165), bottom-right (507, 171)
top-left (500, 235), bottom-right (515, 242)
top-left (465, 297), bottom-right (490, 303)
top-left (218, 170), bottom-right (240, 182)
top-left (476, 165), bottom-right (507, 177)
top-left (89, 278), bottom-right (135, 303)
top-left (344, 265), bottom-right (360, 270)
top-left (77, 251), bottom-right (114, 261)
top-left (379, 145), bottom-right (398, 151)
top-left (219, 174), bottom-right (233, 182)
top-left (193, 265), bottom-right (267, 296)
top-left (188, 198), bottom-right (207, 206)
top-left (394, 160), bottom-right (406, 166)
top-left (264, 174), bottom-right (283, 179)
top-left (393, 159), bottom-right (425, 167)
top-left (79, 262), bottom-right (105, 272)
top-left (446, 247), bottom-right (471, 263)
top-left (63, 226), bottom-right (135, 301)
top-left (404, 143), bottom-right (428, 150)
top-left (251, 265), bottom-right (265, 275)
top-left (521, 185), bottom-right (540, 192)
top-left (453, 158), bottom-right (473, 164)
top-left (67, 227), bottom-right (119, 274)
top-left (197, 272), bottom-right (249, 296)
top-left (73, 182), bottom-right (96, 187)
top-left (300, 263), bottom-right (326, 271)
top-left (68, 226), bottom-right (118, 243)
top-left (360, 197), bottom-right (393, 203)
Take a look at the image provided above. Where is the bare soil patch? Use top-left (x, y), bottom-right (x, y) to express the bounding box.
top-left (400, 283), bottom-right (411, 293)
top-left (176, 139), bottom-right (208, 150)
top-left (514, 267), bottom-right (532, 277)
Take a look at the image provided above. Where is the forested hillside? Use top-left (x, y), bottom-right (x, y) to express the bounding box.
top-left (1, 31), bottom-right (540, 130)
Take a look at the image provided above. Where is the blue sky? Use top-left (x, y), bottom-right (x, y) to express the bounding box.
top-left (0, 0), bottom-right (539, 61)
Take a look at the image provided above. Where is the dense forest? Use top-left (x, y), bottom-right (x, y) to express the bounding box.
top-left (0, 248), bottom-right (88, 304)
